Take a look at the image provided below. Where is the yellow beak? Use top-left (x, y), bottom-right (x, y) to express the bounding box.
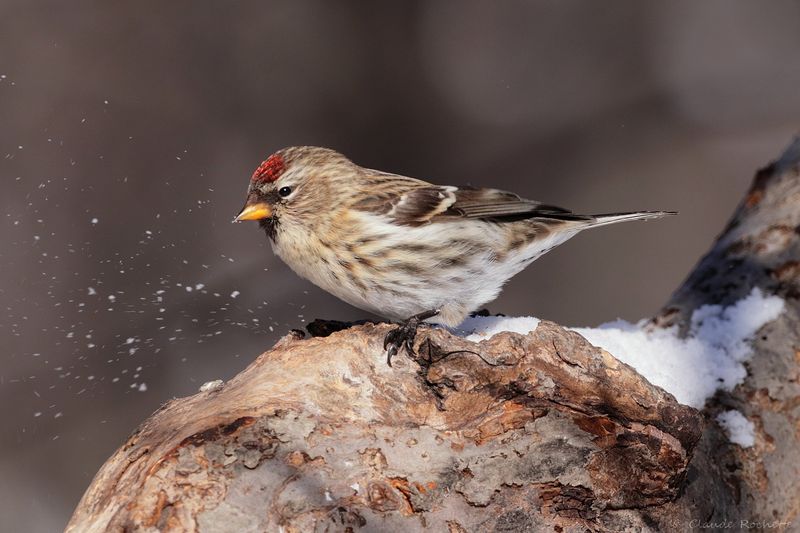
top-left (235, 202), bottom-right (272, 222)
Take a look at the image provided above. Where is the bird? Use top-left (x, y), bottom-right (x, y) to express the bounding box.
top-left (235, 146), bottom-right (674, 365)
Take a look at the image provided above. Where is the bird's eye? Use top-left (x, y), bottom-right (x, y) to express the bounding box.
top-left (278, 186), bottom-right (292, 197)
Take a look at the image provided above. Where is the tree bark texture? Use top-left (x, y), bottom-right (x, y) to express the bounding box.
top-left (67, 138), bottom-right (800, 533)
top-left (650, 137), bottom-right (800, 529)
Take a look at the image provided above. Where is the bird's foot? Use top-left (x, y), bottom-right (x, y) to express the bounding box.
top-left (383, 309), bottom-right (440, 366)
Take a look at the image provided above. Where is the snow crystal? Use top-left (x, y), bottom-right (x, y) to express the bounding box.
top-left (455, 288), bottom-right (783, 408)
top-left (454, 315), bottom-right (541, 342)
top-left (199, 379), bottom-right (224, 392)
top-left (716, 410), bottom-right (755, 447)
top-left (230, 290), bottom-right (240, 298)
top-left (90, 218), bottom-right (99, 224)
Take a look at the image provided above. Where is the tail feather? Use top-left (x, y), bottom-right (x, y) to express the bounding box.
top-left (587, 211), bottom-right (677, 228)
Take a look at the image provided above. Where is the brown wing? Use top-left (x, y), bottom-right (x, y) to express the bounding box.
top-left (353, 179), bottom-right (590, 226)
top-left (446, 187), bottom-right (587, 221)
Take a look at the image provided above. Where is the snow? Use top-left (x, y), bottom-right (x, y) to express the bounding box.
top-left (454, 315), bottom-right (541, 342)
top-left (716, 410), bottom-right (755, 447)
top-left (199, 379), bottom-right (224, 392)
top-left (455, 288), bottom-right (784, 409)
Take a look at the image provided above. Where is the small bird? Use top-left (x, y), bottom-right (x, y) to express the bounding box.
top-left (236, 146), bottom-right (674, 364)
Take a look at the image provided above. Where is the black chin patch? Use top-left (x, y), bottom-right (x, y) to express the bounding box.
top-left (259, 217), bottom-right (278, 240)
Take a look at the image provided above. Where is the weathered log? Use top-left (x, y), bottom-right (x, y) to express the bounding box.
top-left (67, 138), bottom-right (800, 532)
top-left (649, 137), bottom-right (800, 529)
top-left (66, 322), bottom-right (701, 532)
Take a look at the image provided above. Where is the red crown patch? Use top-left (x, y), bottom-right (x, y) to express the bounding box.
top-left (251, 154), bottom-right (286, 183)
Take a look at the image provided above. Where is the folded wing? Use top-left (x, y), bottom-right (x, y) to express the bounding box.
top-left (353, 178), bottom-right (590, 226)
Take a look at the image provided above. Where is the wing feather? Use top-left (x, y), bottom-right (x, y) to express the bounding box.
top-left (351, 173), bottom-right (587, 225)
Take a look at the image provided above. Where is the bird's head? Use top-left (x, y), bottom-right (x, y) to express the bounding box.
top-left (235, 146), bottom-right (354, 233)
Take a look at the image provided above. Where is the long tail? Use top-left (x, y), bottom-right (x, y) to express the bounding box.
top-left (587, 211), bottom-right (677, 228)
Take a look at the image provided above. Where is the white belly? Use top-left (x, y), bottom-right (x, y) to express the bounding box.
top-left (271, 213), bottom-right (578, 326)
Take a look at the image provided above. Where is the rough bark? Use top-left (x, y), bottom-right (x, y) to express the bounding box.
top-left (67, 138), bottom-right (800, 532)
top-left (649, 137), bottom-right (800, 530)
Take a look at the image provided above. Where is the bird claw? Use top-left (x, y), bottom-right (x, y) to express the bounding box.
top-left (383, 325), bottom-right (412, 367)
top-left (383, 309), bottom-right (439, 367)
top-left (384, 335), bottom-right (413, 366)
top-left (384, 341), bottom-right (400, 366)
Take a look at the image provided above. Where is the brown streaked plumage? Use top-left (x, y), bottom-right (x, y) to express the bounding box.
top-left (236, 146), bottom-right (675, 363)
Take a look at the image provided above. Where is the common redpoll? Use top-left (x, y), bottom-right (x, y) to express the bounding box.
top-left (236, 146), bottom-right (674, 364)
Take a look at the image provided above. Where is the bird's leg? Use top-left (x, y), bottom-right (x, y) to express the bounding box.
top-left (383, 309), bottom-right (440, 367)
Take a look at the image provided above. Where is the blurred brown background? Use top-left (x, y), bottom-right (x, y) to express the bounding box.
top-left (1, 1), bottom-right (799, 530)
